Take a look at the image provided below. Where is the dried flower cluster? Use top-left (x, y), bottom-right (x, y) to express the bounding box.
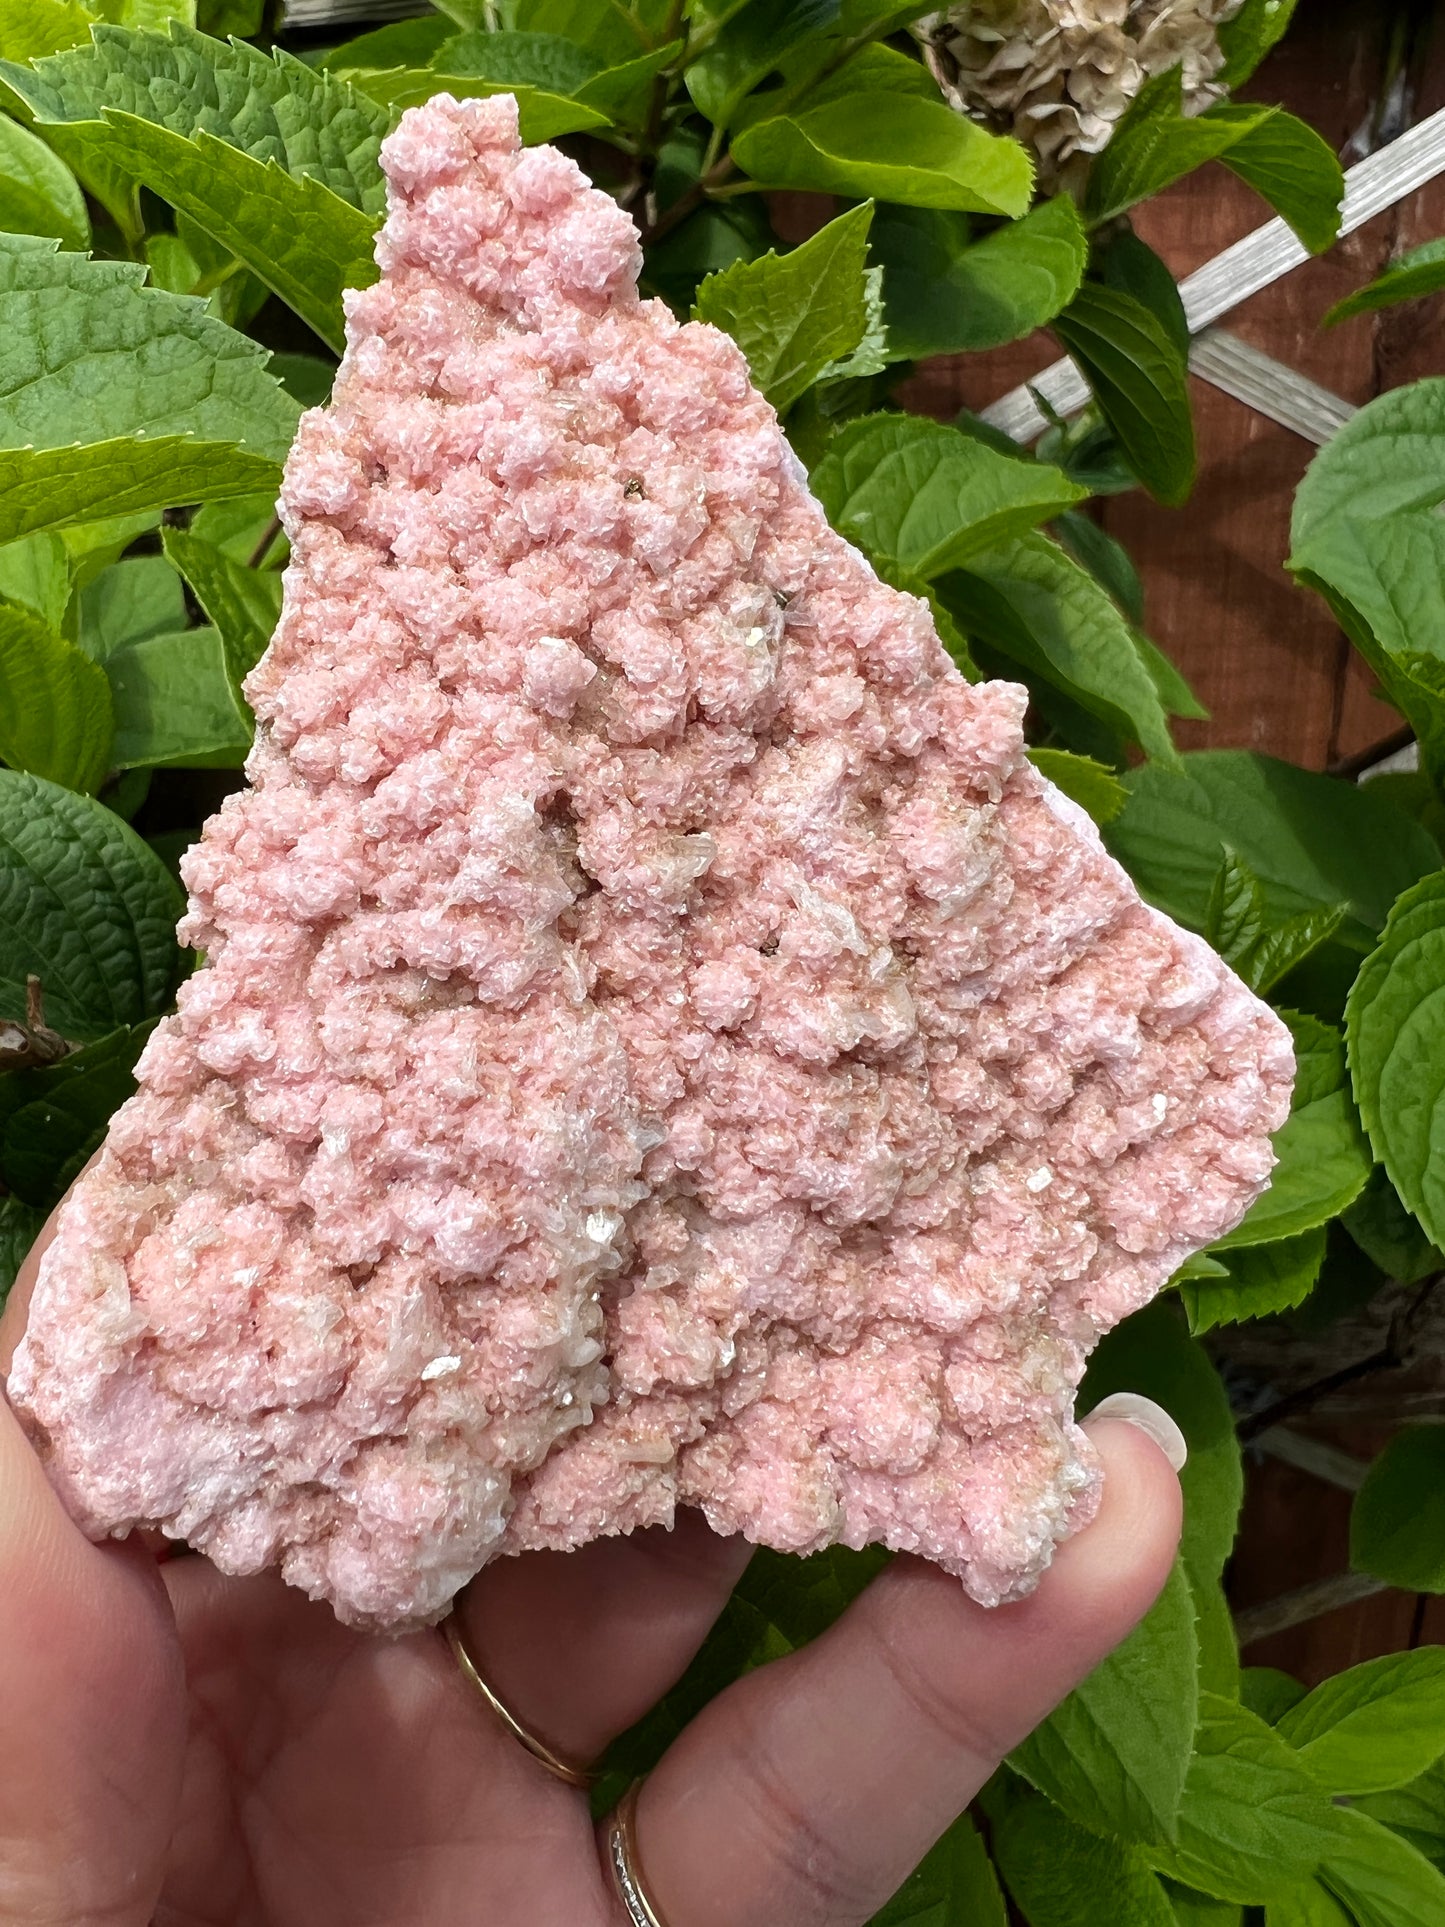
top-left (919, 0), bottom-right (1247, 190)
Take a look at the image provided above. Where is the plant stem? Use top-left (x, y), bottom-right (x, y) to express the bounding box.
top-left (1238, 1347), bottom-right (1401, 1443)
top-left (1234, 1571), bottom-right (1390, 1647)
top-left (639, 154), bottom-right (739, 246)
top-left (1237, 1273), bottom-right (1444, 1442)
top-left (248, 513), bottom-right (283, 570)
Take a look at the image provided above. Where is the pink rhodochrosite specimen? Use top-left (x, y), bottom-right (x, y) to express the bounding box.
top-left (9, 95), bottom-right (1293, 1630)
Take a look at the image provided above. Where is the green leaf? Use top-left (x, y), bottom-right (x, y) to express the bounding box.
top-left (1326, 237), bottom-right (1445, 326)
top-left (991, 1781), bottom-right (1178, 1927)
top-left (495, 0), bottom-right (649, 65)
top-left (643, 194), bottom-right (775, 309)
top-left (574, 42), bottom-right (681, 128)
top-left (162, 524), bottom-right (281, 686)
top-left (1105, 751), bottom-right (1442, 957)
top-left (1218, 0), bottom-right (1301, 87)
top-left (0, 234), bottom-right (299, 462)
top-left (1084, 1300), bottom-right (1241, 1583)
top-left (1054, 509), bottom-right (1148, 628)
top-left (2, 22), bottom-right (390, 213)
top-left (0, 596), bottom-right (114, 792)
top-left (0, 111), bottom-right (89, 249)
top-left (1242, 1667), bottom-right (1308, 1726)
top-left (1190, 1567), bottom-right (1241, 1700)
top-left (1292, 378), bottom-right (1445, 550)
top-left (0, 0), bottom-right (99, 61)
top-left (766, 35), bottom-right (938, 119)
top-left (693, 202), bottom-right (877, 414)
top-left (106, 626), bottom-right (252, 768)
top-left (97, 1), bottom-right (198, 28)
top-left (732, 92), bottom-right (1033, 216)
top-left (1346, 872), bottom-right (1445, 1251)
top-left (1054, 281), bottom-right (1195, 506)
top-left (1011, 1560), bottom-right (1200, 1845)
top-left (1356, 1753), bottom-right (1445, 1866)
top-left (1350, 1425), bottom-right (1445, 1593)
top-left (1140, 1694), bottom-right (1341, 1904)
top-left (1181, 1228), bottom-right (1327, 1335)
top-left (1247, 907), bottom-right (1350, 999)
top-left (0, 1018), bottom-right (155, 1208)
top-left (0, 1191), bottom-right (44, 1303)
top-left (939, 532), bottom-right (1180, 767)
top-left (873, 194), bottom-right (1087, 360)
top-left (1202, 105), bottom-right (1348, 258)
top-left (812, 415), bottom-right (1084, 577)
top-left (187, 490), bottom-right (284, 561)
top-left (868, 1812), bottom-right (1007, 1926)
top-left (1206, 846), bottom-right (1269, 961)
top-left (57, 508), bottom-right (160, 586)
top-left (1264, 1882), bottom-right (1354, 1927)
top-left (79, 553), bottom-right (185, 659)
top-left (348, 67), bottom-right (611, 141)
top-left (1279, 1650), bottom-right (1445, 1796)
top-left (1086, 71), bottom-right (1342, 255)
top-left (0, 531), bottom-right (71, 631)
top-left (1361, 769), bottom-right (1445, 857)
top-left (1341, 1165), bottom-right (1442, 1286)
top-left (319, 14), bottom-right (454, 71)
top-left (1320, 1806), bottom-right (1445, 1927)
top-left (0, 436), bottom-right (281, 545)
top-left (0, 767), bottom-right (184, 1041)
top-left (1137, 622), bottom-right (1212, 721)
top-left (1217, 1013), bottom-right (1372, 1250)
top-left (1292, 510), bottom-right (1445, 789)
top-left (686, 0), bottom-right (839, 130)
top-left (95, 113), bottom-right (380, 353)
top-left (1086, 70), bottom-right (1241, 222)
top-left (266, 352), bottom-right (333, 409)
top-left (432, 26), bottom-right (602, 93)
top-left (1211, 106), bottom-right (1346, 258)
top-left (1099, 224), bottom-right (1190, 359)
top-left (1204, 848), bottom-right (1349, 995)
top-left (1165, 1887), bottom-right (1245, 1927)
top-left (1028, 748), bottom-right (1128, 825)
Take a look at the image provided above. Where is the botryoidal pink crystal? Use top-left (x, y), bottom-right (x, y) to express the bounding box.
top-left (8, 96), bottom-right (1293, 1630)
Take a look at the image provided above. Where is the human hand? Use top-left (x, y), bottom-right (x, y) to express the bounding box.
top-left (0, 1205), bottom-right (1181, 1927)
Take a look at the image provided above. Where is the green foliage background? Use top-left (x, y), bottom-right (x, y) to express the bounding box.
top-left (1, 1), bottom-right (1444, 1920)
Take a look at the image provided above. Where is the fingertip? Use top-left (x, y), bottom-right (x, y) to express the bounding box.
top-left (1045, 1414), bottom-right (1184, 1636)
top-left (1085, 1393), bottom-right (1188, 1472)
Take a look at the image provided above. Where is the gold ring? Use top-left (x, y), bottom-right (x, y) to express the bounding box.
top-left (604, 1779), bottom-right (671, 1927)
top-left (442, 1612), bottom-right (595, 1789)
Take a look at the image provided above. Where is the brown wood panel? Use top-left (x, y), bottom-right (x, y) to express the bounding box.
top-left (1231, 1446), bottom-right (1445, 1685)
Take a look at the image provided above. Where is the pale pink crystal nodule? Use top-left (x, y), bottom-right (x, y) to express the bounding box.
top-left (7, 97), bottom-right (1293, 1630)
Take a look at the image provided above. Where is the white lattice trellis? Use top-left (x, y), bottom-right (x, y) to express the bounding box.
top-left (982, 105), bottom-right (1445, 451)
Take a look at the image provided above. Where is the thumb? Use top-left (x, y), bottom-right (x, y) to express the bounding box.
top-left (0, 1209), bottom-right (186, 1925)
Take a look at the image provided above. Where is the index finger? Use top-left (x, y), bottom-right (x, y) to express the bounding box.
top-left (617, 1416), bottom-right (1183, 1927)
top-left (0, 1182), bottom-right (67, 1373)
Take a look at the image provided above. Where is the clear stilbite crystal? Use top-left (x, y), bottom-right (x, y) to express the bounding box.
top-left (7, 96), bottom-right (1292, 1631)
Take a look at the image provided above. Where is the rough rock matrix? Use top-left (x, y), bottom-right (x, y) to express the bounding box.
top-left (9, 95), bottom-right (1293, 1630)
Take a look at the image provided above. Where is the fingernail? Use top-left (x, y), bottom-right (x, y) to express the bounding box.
top-left (1085, 1393), bottom-right (1188, 1472)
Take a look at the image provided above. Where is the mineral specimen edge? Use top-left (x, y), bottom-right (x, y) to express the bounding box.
top-left (5, 93), bottom-right (1294, 1632)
